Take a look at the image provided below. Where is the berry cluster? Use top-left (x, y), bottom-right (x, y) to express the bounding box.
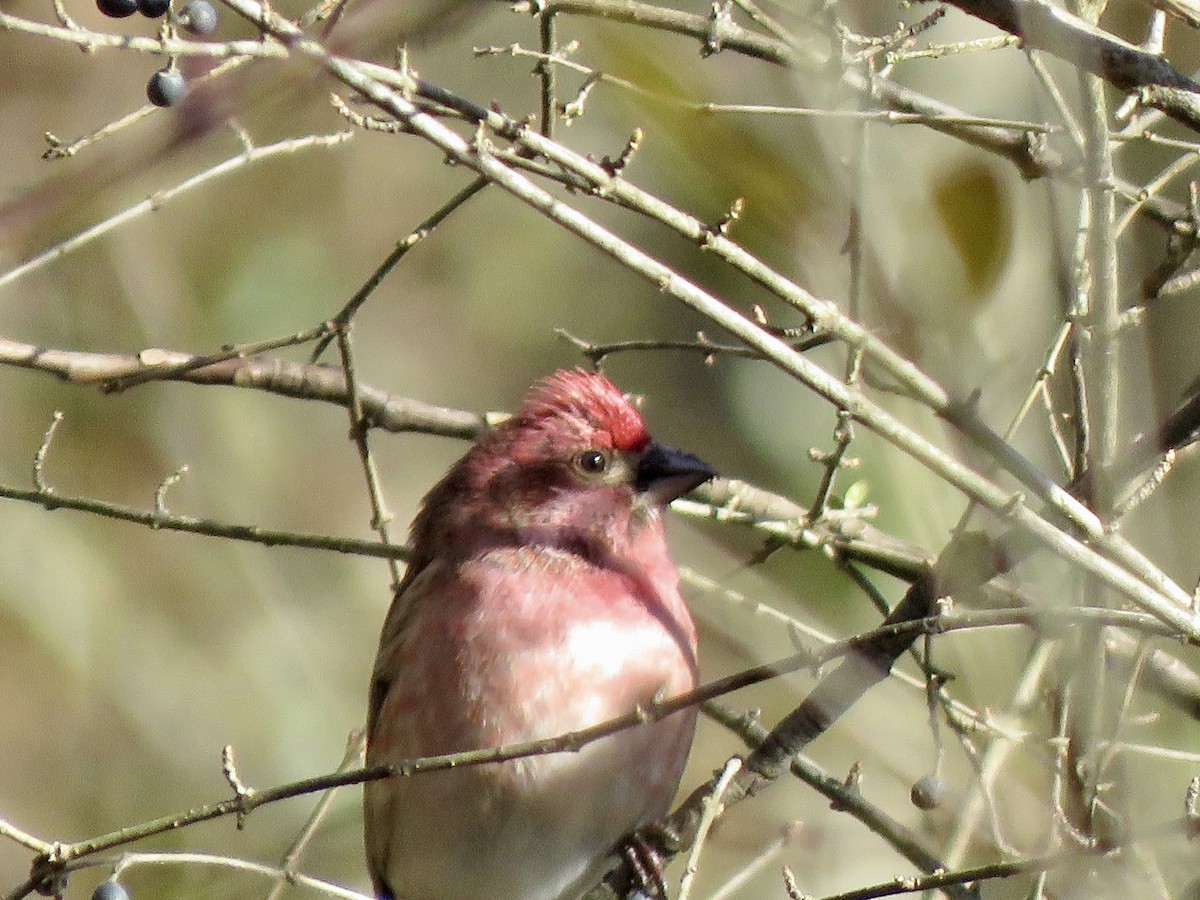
top-left (94, 0), bottom-right (219, 107)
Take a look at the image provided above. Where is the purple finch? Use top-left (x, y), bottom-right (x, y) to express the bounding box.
top-left (364, 369), bottom-right (714, 900)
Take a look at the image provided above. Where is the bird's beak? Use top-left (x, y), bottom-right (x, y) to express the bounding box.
top-left (635, 442), bottom-right (716, 505)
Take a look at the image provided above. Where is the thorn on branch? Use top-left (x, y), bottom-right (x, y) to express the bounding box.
top-left (154, 465), bottom-right (190, 519)
top-left (781, 865), bottom-right (810, 900)
top-left (560, 72), bottom-right (599, 125)
top-left (949, 387), bottom-right (984, 419)
top-left (829, 761), bottom-right (864, 811)
top-left (599, 127), bottom-right (643, 176)
top-left (1185, 775), bottom-right (1200, 837)
top-left (33, 411), bottom-right (65, 496)
top-left (554, 328), bottom-right (600, 362)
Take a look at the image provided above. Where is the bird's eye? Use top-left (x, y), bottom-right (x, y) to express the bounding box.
top-left (573, 448), bottom-right (610, 476)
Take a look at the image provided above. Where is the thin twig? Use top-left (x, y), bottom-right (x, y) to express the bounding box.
top-left (677, 756), bottom-right (742, 900)
top-left (0, 133), bottom-right (353, 294)
top-left (334, 325), bottom-right (402, 588)
top-left (263, 731), bottom-right (366, 900)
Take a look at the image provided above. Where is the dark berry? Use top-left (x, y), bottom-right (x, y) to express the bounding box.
top-left (96, 0), bottom-right (138, 17)
top-left (146, 67), bottom-right (186, 107)
top-left (178, 0), bottom-right (218, 34)
top-left (910, 774), bottom-right (948, 810)
top-left (91, 882), bottom-right (131, 900)
top-left (136, 0), bottom-right (170, 17)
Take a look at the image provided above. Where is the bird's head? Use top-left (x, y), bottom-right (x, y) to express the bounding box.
top-left (415, 369), bottom-right (715, 561)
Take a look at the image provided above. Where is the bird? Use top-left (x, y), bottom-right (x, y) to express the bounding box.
top-left (363, 368), bottom-right (716, 900)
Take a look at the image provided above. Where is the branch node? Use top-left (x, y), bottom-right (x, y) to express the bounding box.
top-left (222, 744), bottom-right (257, 829)
top-left (42, 132), bottom-right (76, 161)
top-left (1114, 449), bottom-right (1175, 521)
top-left (330, 92), bottom-right (408, 134)
top-left (29, 843), bottom-right (69, 899)
top-left (702, 1), bottom-right (735, 57)
top-left (711, 196), bottom-right (745, 238)
top-left (560, 73), bottom-right (600, 125)
top-left (470, 118), bottom-right (492, 157)
top-left (1000, 492), bottom-right (1026, 518)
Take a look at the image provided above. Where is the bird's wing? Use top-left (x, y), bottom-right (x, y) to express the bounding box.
top-left (365, 556), bottom-right (447, 740)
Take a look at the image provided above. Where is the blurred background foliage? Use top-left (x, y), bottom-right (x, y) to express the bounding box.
top-left (4, 0), bottom-right (1200, 897)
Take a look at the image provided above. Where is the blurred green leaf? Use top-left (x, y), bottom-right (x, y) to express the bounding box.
top-left (931, 160), bottom-right (1011, 298)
